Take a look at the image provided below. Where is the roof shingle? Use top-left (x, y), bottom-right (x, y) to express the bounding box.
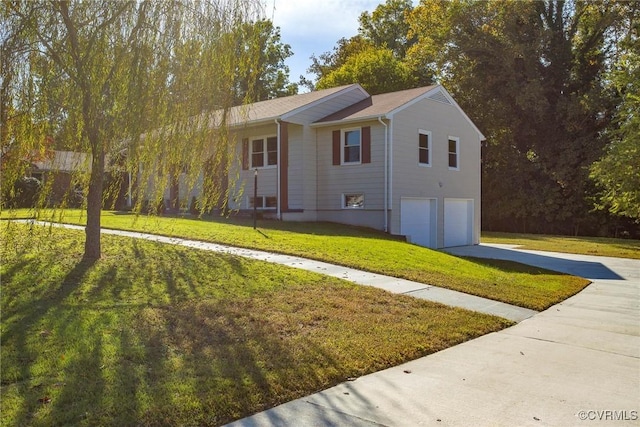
top-left (223, 84), bottom-right (360, 126)
top-left (315, 85), bottom-right (438, 124)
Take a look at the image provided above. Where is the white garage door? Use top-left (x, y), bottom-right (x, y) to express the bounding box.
top-left (444, 199), bottom-right (474, 247)
top-left (401, 198), bottom-right (436, 248)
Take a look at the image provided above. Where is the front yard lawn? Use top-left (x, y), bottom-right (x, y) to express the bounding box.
top-left (1, 209), bottom-right (590, 310)
top-left (1, 224), bottom-right (511, 426)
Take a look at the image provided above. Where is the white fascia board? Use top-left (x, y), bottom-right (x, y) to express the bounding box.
top-left (310, 115), bottom-right (386, 128)
top-left (227, 116), bottom-right (280, 130)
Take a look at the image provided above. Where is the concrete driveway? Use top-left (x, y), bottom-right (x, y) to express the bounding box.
top-left (226, 244), bottom-right (640, 426)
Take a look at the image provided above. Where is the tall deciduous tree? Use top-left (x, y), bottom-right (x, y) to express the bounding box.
top-left (315, 46), bottom-right (415, 94)
top-left (408, 0), bottom-right (627, 235)
top-left (307, 36), bottom-right (373, 87)
top-left (234, 19), bottom-right (297, 102)
top-left (2, 0), bottom-right (264, 259)
top-left (590, 6), bottom-right (640, 220)
top-left (307, 0), bottom-right (428, 91)
top-left (358, 0), bottom-right (415, 58)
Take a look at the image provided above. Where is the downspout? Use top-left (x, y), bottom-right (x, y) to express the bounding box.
top-left (388, 116), bottom-right (394, 233)
top-left (275, 119), bottom-right (281, 220)
top-left (378, 116), bottom-right (388, 232)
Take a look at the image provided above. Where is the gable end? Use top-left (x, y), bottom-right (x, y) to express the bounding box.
top-left (427, 89), bottom-right (451, 105)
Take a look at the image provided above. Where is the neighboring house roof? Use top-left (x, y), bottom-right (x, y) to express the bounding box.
top-left (313, 85), bottom-right (486, 140)
top-left (32, 150), bottom-right (91, 172)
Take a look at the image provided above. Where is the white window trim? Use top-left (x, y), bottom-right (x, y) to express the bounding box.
top-left (418, 129), bottom-right (432, 167)
top-left (341, 128), bottom-right (362, 165)
top-left (342, 193), bottom-right (365, 209)
top-left (247, 195), bottom-right (277, 210)
top-left (448, 136), bottom-right (460, 171)
top-left (250, 135), bottom-right (278, 170)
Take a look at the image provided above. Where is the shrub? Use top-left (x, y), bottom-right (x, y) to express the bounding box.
top-left (189, 196), bottom-right (199, 215)
top-left (12, 176), bottom-right (42, 208)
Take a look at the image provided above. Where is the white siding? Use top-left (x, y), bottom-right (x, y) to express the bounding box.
top-left (389, 98), bottom-right (481, 247)
top-left (302, 125), bottom-right (318, 216)
top-left (228, 124), bottom-right (280, 209)
top-left (227, 122), bottom-right (309, 213)
top-left (315, 120), bottom-right (386, 230)
top-left (286, 124), bottom-right (304, 210)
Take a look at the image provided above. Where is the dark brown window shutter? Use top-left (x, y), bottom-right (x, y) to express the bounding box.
top-left (332, 130), bottom-right (340, 165)
top-left (242, 138), bottom-right (249, 170)
top-left (362, 126), bottom-right (371, 164)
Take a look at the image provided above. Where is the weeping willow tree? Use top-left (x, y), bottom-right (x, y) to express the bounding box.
top-left (1, 0), bottom-right (266, 259)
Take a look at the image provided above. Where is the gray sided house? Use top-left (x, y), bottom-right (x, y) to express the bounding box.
top-left (204, 84), bottom-right (484, 248)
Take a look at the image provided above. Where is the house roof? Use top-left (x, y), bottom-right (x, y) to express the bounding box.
top-left (314, 85), bottom-right (438, 123)
top-left (32, 150), bottom-right (91, 172)
top-left (207, 83), bottom-right (484, 140)
top-left (221, 84), bottom-right (367, 127)
top-left (313, 85), bottom-right (485, 140)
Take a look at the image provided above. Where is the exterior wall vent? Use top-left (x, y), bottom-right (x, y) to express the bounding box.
top-left (428, 90), bottom-right (451, 104)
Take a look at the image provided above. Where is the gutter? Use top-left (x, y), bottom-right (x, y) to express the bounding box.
top-left (310, 115), bottom-right (379, 128)
top-left (378, 116), bottom-right (389, 232)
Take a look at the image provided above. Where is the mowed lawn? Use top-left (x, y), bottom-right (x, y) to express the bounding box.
top-left (4, 209), bottom-right (590, 311)
top-left (482, 231), bottom-right (640, 260)
top-left (1, 224), bottom-right (512, 427)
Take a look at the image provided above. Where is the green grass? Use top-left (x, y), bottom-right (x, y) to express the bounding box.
top-left (482, 231), bottom-right (640, 260)
top-left (1, 223), bottom-right (511, 426)
top-left (1, 209), bottom-right (590, 310)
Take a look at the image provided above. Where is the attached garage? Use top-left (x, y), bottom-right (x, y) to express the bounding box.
top-left (444, 198), bottom-right (474, 247)
top-left (400, 197), bottom-right (437, 248)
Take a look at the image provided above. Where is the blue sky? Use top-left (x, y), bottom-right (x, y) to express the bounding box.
top-left (269, 0), bottom-right (386, 87)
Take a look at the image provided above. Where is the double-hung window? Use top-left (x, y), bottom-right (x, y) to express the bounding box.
top-left (251, 136), bottom-right (277, 168)
top-left (332, 127), bottom-right (370, 166)
top-left (342, 128), bottom-right (361, 164)
top-left (418, 130), bottom-right (432, 166)
top-left (448, 136), bottom-right (460, 170)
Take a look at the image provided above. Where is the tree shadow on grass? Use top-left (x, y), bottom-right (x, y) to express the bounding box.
top-left (44, 288), bottom-right (342, 425)
top-left (463, 256), bottom-right (572, 275)
top-left (2, 236), bottom-right (344, 426)
top-left (1, 256), bottom-right (97, 425)
top-left (128, 297), bottom-right (345, 426)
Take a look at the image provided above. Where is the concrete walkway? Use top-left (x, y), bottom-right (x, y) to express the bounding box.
top-left (226, 245), bottom-right (640, 427)
top-left (26, 221), bottom-right (535, 322)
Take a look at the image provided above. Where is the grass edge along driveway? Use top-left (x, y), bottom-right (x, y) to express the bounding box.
top-left (1, 224), bottom-right (512, 426)
top-left (482, 231), bottom-right (640, 260)
top-left (3, 210), bottom-right (591, 311)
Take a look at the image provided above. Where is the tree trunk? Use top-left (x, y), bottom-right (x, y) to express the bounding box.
top-left (84, 142), bottom-right (105, 260)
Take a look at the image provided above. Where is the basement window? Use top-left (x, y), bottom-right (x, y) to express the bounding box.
top-left (343, 193), bottom-right (364, 209)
